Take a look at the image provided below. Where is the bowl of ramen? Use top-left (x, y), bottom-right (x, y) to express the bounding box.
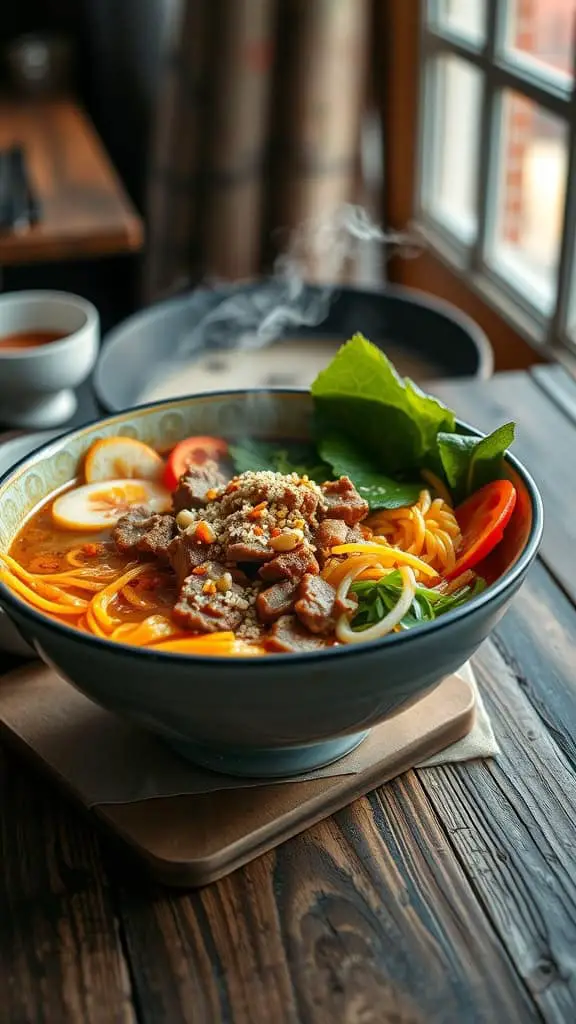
top-left (0, 290), bottom-right (99, 429)
top-left (0, 336), bottom-right (543, 776)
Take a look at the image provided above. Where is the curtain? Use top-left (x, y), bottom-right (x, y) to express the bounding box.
top-left (143, 0), bottom-right (370, 303)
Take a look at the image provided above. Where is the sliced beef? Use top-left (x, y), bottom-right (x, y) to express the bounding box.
top-left (256, 580), bottom-right (299, 623)
top-left (113, 508), bottom-right (177, 562)
top-left (223, 510), bottom-right (274, 563)
top-left (294, 574), bottom-right (341, 635)
top-left (172, 561), bottom-right (255, 633)
top-left (227, 541), bottom-right (273, 562)
top-left (219, 470), bottom-right (321, 518)
top-left (292, 574), bottom-right (354, 635)
top-left (314, 519), bottom-right (364, 565)
top-left (266, 615), bottom-right (328, 653)
top-left (168, 533), bottom-right (217, 588)
top-left (319, 476), bottom-right (369, 526)
top-left (172, 460), bottom-right (227, 513)
top-left (258, 544), bottom-right (319, 583)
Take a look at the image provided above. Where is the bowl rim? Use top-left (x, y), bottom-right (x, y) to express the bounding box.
top-left (0, 290), bottom-right (99, 361)
top-left (0, 387), bottom-right (544, 665)
top-left (93, 281), bottom-right (494, 412)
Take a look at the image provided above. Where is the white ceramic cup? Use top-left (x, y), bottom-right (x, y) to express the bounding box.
top-left (0, 291), bottom-right (99, 428)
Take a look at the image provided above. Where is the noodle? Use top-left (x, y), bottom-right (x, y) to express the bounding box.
top-left (0, 554), bottom-right (87, 608)
top-left (366, 490), bottom-right (461, 576)
top-left (421, 470), bottom-right (453, 507)
top-left (65, 544), bottom-right (110, 567)
top-left (330, 542), bottom-right (438, 579)
top-left (89, 564), bottom-right (151, 633)
top-left (0, 451), bottom-right (474, 654)
top-left (0, 569), bottom-right (86, 617)
top-left (110, 614), bottom-right (182, 645)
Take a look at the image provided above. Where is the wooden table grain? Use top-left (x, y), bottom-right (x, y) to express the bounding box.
top-left (0, 98), bottom-right (143, 264)
top-left (2, 364), bottom-right (576, 1023)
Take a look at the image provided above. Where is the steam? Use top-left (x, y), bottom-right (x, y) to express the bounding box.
top-left (173, 204), bottom-right (420, 359)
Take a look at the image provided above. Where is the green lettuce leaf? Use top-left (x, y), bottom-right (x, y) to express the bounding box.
top-left (438, 422), bottom-right (515, 501)
top-left (311, 333), bottom-right (455, 475)
top-left (229, 439), bottom-right (331, 481)
top-left (318, 433), bottom-right (421, 510)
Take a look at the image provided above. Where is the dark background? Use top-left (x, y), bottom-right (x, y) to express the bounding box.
top-left (1, 0), bottom-right (168, 329)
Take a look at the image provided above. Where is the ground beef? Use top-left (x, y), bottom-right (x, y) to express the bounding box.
top-left (256, 580), bottom-right (299, 623)
top-left (319, 477), bottom-right (369, 525)
top-left (266, 615), bottom-right (329, 653)
top-left (258, 544), bottom-right (320, 583)
top-left (113, 508), bottom-right (177, 562)
top-left (172, 461), bottom-right (227, 513)
top-left (172, 561), bottom-right (258, 633)
top-left (314, 519), bottom-right (364, 565)
top-left (294, 574), bottom-right (341, 634)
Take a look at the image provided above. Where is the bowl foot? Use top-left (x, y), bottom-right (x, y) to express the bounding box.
top-left (3, 389), bottom-right (77, 429)
top-left (166, 731), bottom-right (370, 778)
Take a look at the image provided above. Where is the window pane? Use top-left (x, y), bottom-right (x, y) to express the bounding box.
top-left (434, 0), bottom-right (486, 43)
top-left (504, 0), bottom-right (574, 81)
top-left (423, 56), bottom-right (482, 240)
top-left (488, 92), bottom-right (567, 312)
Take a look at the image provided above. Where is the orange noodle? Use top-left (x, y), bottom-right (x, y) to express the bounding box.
top-left (89, 564), bottom-right (151, 633)
top-left (0, 568), bottom-right (87, 616)
top-left (365, 489), bottom-right (462, 576)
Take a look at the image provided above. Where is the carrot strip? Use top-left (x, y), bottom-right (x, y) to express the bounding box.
top-left (151, 632), bottom-right (235, 653)
top-left (330, 542), bottom-right (438, 578)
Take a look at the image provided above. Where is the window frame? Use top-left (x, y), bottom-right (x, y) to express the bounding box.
top-left (416, 0), bottom-right (576, 356)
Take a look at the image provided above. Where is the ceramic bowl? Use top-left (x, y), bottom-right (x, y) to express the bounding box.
top-left (0, 291), bottom-right (99, 428)
top-left (0, 391), bottom-right (543, 777)
top-left (0, 429), bottom-right (62, 654)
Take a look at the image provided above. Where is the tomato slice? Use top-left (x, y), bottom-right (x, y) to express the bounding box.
top-left (163, 436), bottom-right (228, 491)
top-left (446, 479), bottom-right (517, 580)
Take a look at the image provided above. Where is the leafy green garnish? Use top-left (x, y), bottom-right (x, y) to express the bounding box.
top-left (350, 571), bottom-right (486, 633)
top-left (229, 439), bottom-right (331, 481)
top-left (311, 333), bottom-right (455, 475)
top-left (438, 422), bottom-right (515, 501)
top-left (318, 433), bottom-right (421, 510)
top-left (229, 336), bottom-right (515, 512)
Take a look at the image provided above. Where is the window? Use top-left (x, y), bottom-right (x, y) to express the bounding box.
top-left (419, 0), bottom-right (576, 352)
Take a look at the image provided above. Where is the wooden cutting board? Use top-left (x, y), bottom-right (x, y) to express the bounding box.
top-left (0, 665), bottom-right (475, 887)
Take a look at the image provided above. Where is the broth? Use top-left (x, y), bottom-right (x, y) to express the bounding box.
top-left (0, 330), bottom-right (68, 351)
top-left (140, 338), bottom-right (442, 402)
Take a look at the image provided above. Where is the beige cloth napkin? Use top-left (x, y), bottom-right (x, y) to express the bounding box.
top-left (417, 660), bottom-right (498, 767)
top-left (0, 660), bottom-right (497, 806)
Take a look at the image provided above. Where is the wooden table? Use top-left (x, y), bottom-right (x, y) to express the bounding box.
top-left (0, 98), bottom-right (143, 264)
top-left (2, 364), bottom-right (576, 1023)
